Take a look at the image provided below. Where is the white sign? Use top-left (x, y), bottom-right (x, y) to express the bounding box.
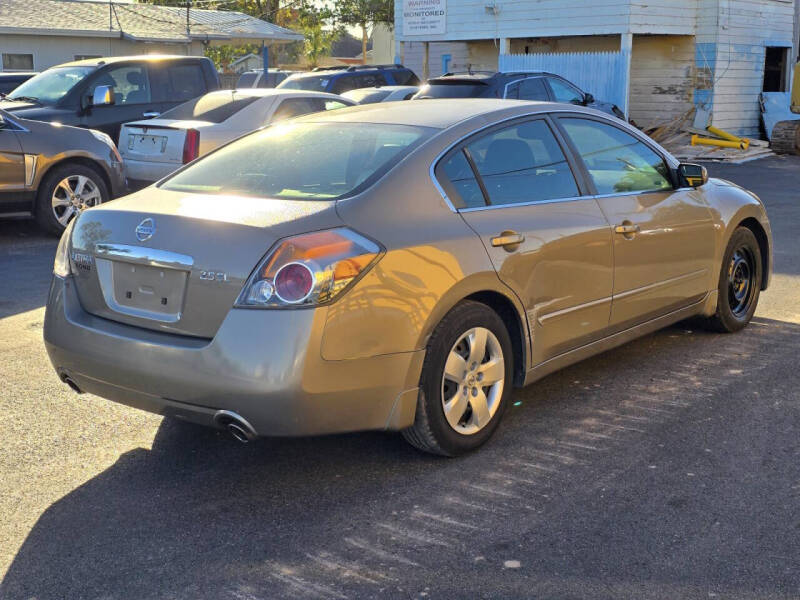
top-left (402, 0), bottom-right (446, 36)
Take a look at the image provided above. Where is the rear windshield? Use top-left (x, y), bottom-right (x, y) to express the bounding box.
top-left (277, 74), bottom-right (332, 92)
top-left (160, 122), bottom-right (434, 200)
top-left (414, 82), bottom-right (492, 99)
top-left (160, 92), bottom-right (260, 123)
top-left (345, 89), bottom-right (391, 104)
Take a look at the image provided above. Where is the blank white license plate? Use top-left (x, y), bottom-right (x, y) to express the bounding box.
top-left (129, 134), bottom-right (167, 154)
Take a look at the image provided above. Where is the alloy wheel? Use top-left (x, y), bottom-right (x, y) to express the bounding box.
top-left (51, 175), bottom-right (102, 226)
top-left (441, 327), bottom-right (505, 435)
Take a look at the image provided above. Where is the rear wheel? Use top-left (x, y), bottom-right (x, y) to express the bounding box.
top-left (402, 300), bottom-right (514, 456)
top-left (35, 162), bottom-right (108, 235)
top-left (705, 227), bottom-right (762, 333)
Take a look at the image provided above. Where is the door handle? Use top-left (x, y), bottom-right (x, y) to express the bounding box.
top-left (142, 111), bottom-right (160, 118)
top-left (490, 231), bottom-right (525, 251)
top-left (614, 223), bottom-right (640, 235)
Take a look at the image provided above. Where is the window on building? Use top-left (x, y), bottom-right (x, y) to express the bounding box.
top-left (2, 53), bottom-right (33, 71)
top-left (763, 47), bottom-right (789, 93)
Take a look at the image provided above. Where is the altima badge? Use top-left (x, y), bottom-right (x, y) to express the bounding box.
top-left (135, 218), bottom-right (155, 242)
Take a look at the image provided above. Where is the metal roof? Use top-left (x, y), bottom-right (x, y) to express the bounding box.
top-left (0, 0), bottom-right (303, 44)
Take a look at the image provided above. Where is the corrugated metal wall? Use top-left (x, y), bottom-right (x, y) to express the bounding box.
top-left (499, 51), bottom-right (630, 112)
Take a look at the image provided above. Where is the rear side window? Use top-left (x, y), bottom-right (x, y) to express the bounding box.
top-left (464, 119), bottom-right (579, 206)
top-left (167, 63), bottom-right (205, 101)
top-left (518, 78), bottom-right (548, 101)
top-left (392, 69), bottom-right (420, 86)
top-left (237, 72), bottom-right (258, 88)
top-left (559, 117), bottom-right (672, 194)
top-left (436, 151), bottom-right (485, 209)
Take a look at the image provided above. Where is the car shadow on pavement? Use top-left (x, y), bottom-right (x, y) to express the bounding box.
top-left (0, 221), bottom-right (57, 318)
top-left (3, 317), bottom-right (800, 599)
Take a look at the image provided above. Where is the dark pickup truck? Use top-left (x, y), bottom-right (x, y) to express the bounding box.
top-left (0, 55), bottom-right (220, 142)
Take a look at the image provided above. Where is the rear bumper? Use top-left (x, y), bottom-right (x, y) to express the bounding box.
top-left (44, 276), bottom-right (423, 436)
top-left (121, 158), bottom-right (180, 185)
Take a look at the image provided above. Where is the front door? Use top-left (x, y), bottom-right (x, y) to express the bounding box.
top-left (555, 116), bottom-right (717, 329)
top-left (435, 116), bottom-right (614, 365)
top-left (81, 64), bottom-right (161, 141)
top-left (0, 119), bottom-right (25, 211)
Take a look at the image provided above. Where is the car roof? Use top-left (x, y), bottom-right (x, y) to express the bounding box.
top-left (295, 98), bottom-right (581, 129)
top-left (56, 55), bottom-right (203, 68)
top-left (430, 71), bottom-right (554, 82)
top-left (344, 86), bottom-right (417, 93)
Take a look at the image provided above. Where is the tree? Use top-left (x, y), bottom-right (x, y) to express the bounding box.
top-left (293, 6), bottom-right (340, 68)
top-left (330, 0), bottom-right (393, 64)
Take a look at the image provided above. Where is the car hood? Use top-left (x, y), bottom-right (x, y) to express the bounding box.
top-left (69, 187), bottom-right (344, 338)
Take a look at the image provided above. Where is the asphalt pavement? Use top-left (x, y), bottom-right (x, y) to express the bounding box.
top-left (0, 156), bottom-right (798, 599)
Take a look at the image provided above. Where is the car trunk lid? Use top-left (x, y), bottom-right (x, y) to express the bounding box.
top-left (68, 187), bottom-right (343, 338)
top-left (119, 119), bottom-right (212, 165)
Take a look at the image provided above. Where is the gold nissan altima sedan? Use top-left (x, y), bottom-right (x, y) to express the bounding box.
top-left (44, 100), bottom-right (772, 456)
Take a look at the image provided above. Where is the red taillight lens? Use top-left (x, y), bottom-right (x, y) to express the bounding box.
top-left (182, 129), bottom-right (199, 164)
top-left (235, 228), bottom-right (383, 308)
top-left (274, 262), bottom-right (314, 304)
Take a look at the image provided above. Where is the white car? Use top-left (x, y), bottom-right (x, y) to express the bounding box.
top-left (119, 89), bottom-right (354, 187)
top-left (341, 86), bottom-right (420, 105)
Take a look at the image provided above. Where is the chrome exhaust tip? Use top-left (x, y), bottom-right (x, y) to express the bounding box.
top-left (213, 410), bottom-right (257, 443)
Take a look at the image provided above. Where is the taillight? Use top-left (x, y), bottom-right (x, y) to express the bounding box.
top-left (235, 228), bottom-right (382, 309)
top-left (182, 128), bottom-right (199, 163)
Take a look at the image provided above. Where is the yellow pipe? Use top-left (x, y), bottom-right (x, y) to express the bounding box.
top-left (706, 126), bottom-right (750, 149)
top-left (691, 134), bottom-right (750, 150)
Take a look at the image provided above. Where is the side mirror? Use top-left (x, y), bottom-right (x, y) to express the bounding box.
top-left (678, 163), bottom-right (708, 188)
top-left (92, 85), bottom-right (114, 107)
top-left (583, 92), bottom-right (595, 105)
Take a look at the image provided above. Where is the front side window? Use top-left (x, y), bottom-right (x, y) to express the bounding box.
top-left (463, 119), bottom-right (579, 206)
top-left (7, 66), bottom-right (94, 105)
top-left (88, 65), bottom-right (150, 105)
top-left (559, 117), bottom-right (673, 195)
top-left (161, 122), bottom-right (433, 200)
top-left (271, 98), bottom-right (320, 121)
top-left (547, 77), bottom-right (584, 104)
top-left (277, 74), bottom-right (330, 92)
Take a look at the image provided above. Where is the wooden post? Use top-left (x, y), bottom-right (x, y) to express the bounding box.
top-left (423, 42), bottom-right (430, 81)
top-left (621, 32), bottom-right (633, 118)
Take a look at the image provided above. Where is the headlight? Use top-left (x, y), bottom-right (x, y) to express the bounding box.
top-left (53, 217), bottom-right (76, 277)
top-left (235, 228), bottom-right (382, 308)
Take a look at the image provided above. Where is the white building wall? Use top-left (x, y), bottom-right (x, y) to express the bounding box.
top-left (0, 34), bottom-right (203, 71)
top-left (710, 0), bottom-right (795, 135)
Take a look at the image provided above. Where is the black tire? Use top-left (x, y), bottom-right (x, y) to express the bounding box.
top-left (402, 300), bottom-right (514, 456)
top-left (35, 162), bottom-right (109, 236)
top-left (704, 227), bottom-right (762, 333)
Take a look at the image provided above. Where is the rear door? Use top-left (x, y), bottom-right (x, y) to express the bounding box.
top-left (435, 116), bottom-right (614, 365)
top-left (554, 115), bottom-right (716, 329)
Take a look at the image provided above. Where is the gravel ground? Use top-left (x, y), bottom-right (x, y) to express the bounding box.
top-left (0, 156), bottom-right (798, 599)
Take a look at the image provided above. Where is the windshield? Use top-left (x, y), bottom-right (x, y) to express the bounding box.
top-left (7, 66), bottom-right (94, 104)
top-left (277, 75), bottom-right (332, 92)
top-left (413, 82), bottom-right (492, 99)
top-left (159, 92), bottom-right (261, 123)
top-left (161, 121), bottom-right (434, 200)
